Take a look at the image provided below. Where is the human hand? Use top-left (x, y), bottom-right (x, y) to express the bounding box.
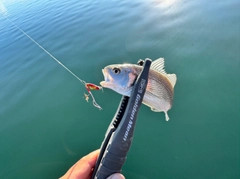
top-left (60, 149), bottom-right (125, 179)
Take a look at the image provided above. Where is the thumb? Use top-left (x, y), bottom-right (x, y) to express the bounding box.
top-left (107, 173), bottom-right (125, 179)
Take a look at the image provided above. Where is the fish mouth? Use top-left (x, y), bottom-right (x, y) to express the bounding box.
top-left (100, 67), bottom-right (132, 96)
top-left (100, 68), bottom-right (113, 87)
top-left (102, 69), bottom-right (110, 82)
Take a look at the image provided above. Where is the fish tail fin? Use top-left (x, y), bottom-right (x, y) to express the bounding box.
top-left (164, 112), bottom-right (170, 121)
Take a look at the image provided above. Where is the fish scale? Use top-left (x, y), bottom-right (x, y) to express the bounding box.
top-left (148, 71), bottom-right (173, 101)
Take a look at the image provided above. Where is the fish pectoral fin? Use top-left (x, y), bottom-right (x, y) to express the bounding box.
top-left (151, 107), bottom-right (163, 112)
top-left (164, 111), bottom-right (170, 121)
top-left (151, 108), bottom-right (170, 121)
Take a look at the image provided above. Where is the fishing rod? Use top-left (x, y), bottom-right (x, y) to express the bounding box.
top-left (2, 15), bottom-right (102, 110)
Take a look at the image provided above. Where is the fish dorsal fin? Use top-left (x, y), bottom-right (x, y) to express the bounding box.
top-left (150, 58), bottom-right (167, 75)
top-left (166, 74), bottom-right (177, 88)
top-left (151, 58), bottom-right (177, 88)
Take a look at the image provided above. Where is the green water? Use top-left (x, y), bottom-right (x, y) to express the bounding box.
top-left (0, 0), bottom-right (239, 178)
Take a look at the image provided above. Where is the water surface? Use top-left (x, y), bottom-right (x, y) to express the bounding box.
top-left (0, 0), bottom-right (239, 178)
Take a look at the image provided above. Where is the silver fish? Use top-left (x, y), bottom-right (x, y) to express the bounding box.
top-left (100, 58), bottom-right (177, 121)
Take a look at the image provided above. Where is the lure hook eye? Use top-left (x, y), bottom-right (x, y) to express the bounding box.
top-left (112, 67), bottom-right (121, 74)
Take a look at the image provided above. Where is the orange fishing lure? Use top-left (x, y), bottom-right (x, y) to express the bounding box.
top-left (84, 83), bottom-right (103, 110)
top-left (85, 83), bottom-right (103, 92)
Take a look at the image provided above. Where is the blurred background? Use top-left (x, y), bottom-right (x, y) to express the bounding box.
top-left (0, 0), bottom-right (239, 178)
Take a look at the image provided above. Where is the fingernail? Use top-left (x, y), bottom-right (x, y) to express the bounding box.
top-left (107, 173), bottom-right (125, 179)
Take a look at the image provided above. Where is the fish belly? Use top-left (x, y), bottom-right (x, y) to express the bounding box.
top-left (142, 92), bottom-right (171, 113)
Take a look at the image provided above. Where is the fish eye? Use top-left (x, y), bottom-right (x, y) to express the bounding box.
top-left (112, 67), bottom-right (121, 74)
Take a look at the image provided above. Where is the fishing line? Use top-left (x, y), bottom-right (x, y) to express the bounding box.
top-left (3, 15), bottom-right (102, 110)
top-left (5, 16), bottom-right (85, 85)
